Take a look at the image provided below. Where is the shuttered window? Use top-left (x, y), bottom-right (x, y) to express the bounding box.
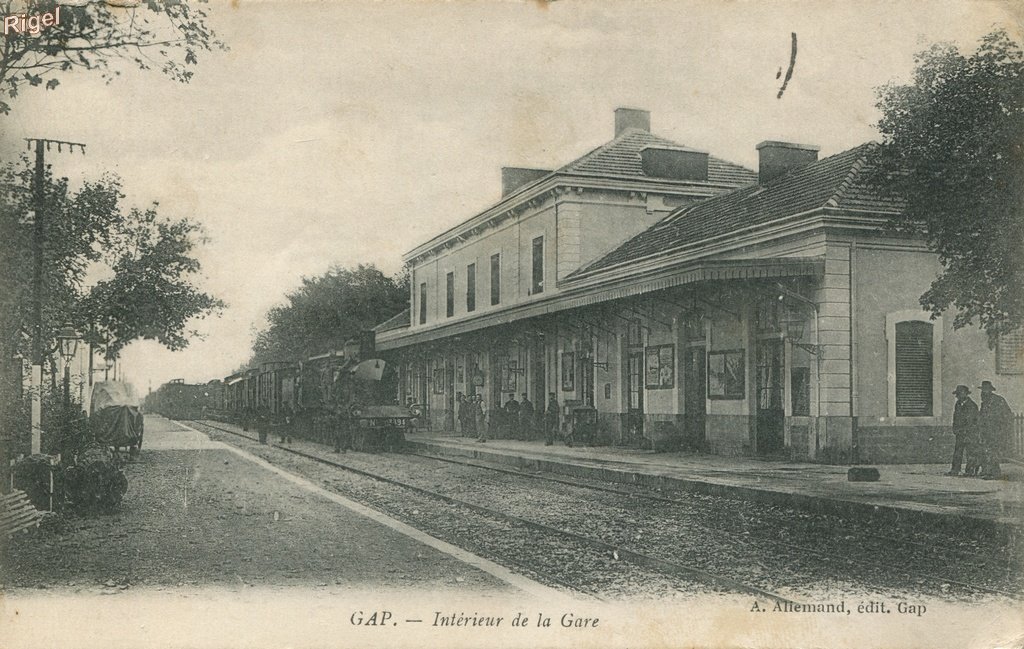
top-left (895, 320), bottom-right (933, 416)
top-left (490, 253), bottom-right (501, 305)
top-left (531, 236), bottom-right (544, 294)
top-left (445, 272), bottom-right (454, 318)
top-left (418, 282), bottom-right (427, 325)
top-left (466, 263), bottom-right (476, 313)
top-left (997, 329), bottom-right (1024, 374)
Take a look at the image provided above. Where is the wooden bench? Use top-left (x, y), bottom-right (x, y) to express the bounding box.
top-left (1, 489), bottom-right (46, 538)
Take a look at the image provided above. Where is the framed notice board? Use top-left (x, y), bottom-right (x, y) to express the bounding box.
top-left (708, 349), bottom-right (745, 400)
top-left (644, 344), bottom-right (675, 390)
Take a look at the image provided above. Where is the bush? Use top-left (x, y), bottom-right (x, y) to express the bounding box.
top-left (13, 445), bottom-right (129, 515)
top-left (11, 454), bottom-right (57, 510)
top-left (60, 445), bottom-right (128, 513)
top-left (42, 395), bottom-right (92, 458)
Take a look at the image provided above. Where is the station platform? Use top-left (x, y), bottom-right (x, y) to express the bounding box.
top-left (406, 433), bottom-right (1024, 533)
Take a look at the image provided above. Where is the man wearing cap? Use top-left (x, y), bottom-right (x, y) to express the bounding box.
top-left (976, 380), bottom-right (1014, 479)
top-left (947, 385), bottom-right (978, 476)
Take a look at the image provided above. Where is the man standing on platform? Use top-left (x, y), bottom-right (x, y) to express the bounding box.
top-left (544, 393), bottom-right (559, 446)
top-left (519, 392), bottom-right (535, 441)
top-left (946, 385), bottom-right (978, 476)
top-left (455, 393), bottom-right (467, 436)
top-left (473, 394), bottom-right (487, 443)
top-left (504, 394), bottom-right (521, 439)
top-left (977, 380), bottom-right (1014, 480)
top-left (332, 404), bottom-right (352, 454)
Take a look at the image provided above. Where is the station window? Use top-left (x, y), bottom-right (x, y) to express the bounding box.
top-left (445, 272), bottom-right (455, 318)
top-left (490, 253), bottom-right (501, 306)
top-left (531, 236), bottom-right (544, 295)
top-left (791, 366), bottom-right (811, 416)
top-left (895, 320), bottom-right (933, 416)
top-left (627, 318), bottom-right (643, 347)
top-left (996, 329), bottom-right (1024, 375)
top-left (419, 282), bottom-right (427, 325)
top-left (466, 263), bottom-right (476, 313)
top-left (754, 294), bottom-right (782, 334)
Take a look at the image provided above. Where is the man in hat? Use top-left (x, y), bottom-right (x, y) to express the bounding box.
top-left (947, 385), bottom-right (978, 476)
top-left (504, 393), bottom-right (521, 439)
top-left (473, 394), bottom-right (487, 443)
top-left (455, 392), bottom-right (467, 437)
top-left (519, 392), bottom-right (535, 440)
top-left (544, 392), bottom-right (560, 446)
top-left (976, 380), bottom-right (1014, 479)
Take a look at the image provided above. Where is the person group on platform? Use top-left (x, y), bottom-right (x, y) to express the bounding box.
top-left (948, 380), bottom-right (1015, 480)
top-left (453, 378), bottom-right (1015, 479)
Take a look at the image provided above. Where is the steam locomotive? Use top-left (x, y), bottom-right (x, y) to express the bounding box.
top-left (154, 331), bottom-right (418, 451)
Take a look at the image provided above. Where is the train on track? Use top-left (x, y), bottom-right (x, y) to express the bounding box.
top-left (143, 378), bottom-right (223, 420)
top-left (147, 332), bottom-right (419, 451)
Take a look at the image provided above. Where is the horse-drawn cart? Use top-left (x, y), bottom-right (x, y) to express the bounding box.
top-left (90, 381), bottom-right (144, 458)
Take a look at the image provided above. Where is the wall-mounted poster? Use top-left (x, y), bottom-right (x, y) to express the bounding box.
top-left (561, 352), bottom-right (575, 392)
top-left (432, 367), bottom-right (445, 394)
top-left (708, 349), bottom-right (745, 400)
top-left (455, 364), bottom-right (464, 384)
top-left (645, 344), bottom-right (675, 389)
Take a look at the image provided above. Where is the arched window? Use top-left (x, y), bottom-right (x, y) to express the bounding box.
top-left (886, 311), bottom-right (943, 419)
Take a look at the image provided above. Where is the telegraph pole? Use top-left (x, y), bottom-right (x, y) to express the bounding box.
top-left (27, 138), bottom-right (86, 455)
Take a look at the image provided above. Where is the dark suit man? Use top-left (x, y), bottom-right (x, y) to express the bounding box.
top-left (504, 395), bottom-right (520, 439)
top-left (519, 393), bottom-right (535, 440)
top-left (544, 393), bottom-right (560, 446)
top-left (977, 380), bottom-right (1014, 480)
top-left (947, 385), bottom-right (978, 476)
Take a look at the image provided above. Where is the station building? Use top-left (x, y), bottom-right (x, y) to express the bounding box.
top-left (375, 108), bottom-right (1023, 464)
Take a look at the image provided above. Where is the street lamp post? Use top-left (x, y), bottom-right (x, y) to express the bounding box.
top-left (56, 324), bottom-right (80, 412)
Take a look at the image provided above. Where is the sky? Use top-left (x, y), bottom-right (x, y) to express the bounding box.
top-left (2, 0), bottom-right (1019, 393)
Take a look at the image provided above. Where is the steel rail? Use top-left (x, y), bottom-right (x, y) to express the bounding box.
top-left (186, 421), bottom-right (610, 600)
top-left (403, 450), bottom-right (1019, 597)
top-left (190, 420), bottom-right (798, 604)
top-left (193, 419), bottom-right (1020, 600)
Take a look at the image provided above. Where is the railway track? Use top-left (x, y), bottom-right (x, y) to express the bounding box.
top-left (405, 450), bottom-right (1022, 599)
top-left (189, 419), bottom-right (1020, 601)
top-left (187, 419), bottom-right (800, 603)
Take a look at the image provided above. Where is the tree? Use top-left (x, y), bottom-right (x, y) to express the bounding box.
top-left (80, 205), bottom-right (224, 356)
top-left (0, 157), bottom-right (224, 365)
top-left (249, 265), bottom-right (408, 366)
top-left (872, 29), bottom-right (1024, 340)
top-left (0, 0), bottom-right (224, 115)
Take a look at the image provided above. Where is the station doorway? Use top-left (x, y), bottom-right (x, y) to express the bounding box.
top-left (755, 339), bottom-right (785, 455)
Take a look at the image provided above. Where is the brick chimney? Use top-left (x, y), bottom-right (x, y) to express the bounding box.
top-left (615, 107), bottom-right (650, 137)
top-left (756, 141), bottom-right (820, 183)
top-left (501, 167), bottom-right (550, 197)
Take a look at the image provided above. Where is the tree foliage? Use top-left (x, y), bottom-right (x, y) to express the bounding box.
top-left (81, 206), bottom-right (223, 355)
top-left (250, 265), bottom-right (408, 366)
top-left (0, 0), bottom-right (224, 115)
top-left (0, 157), bottom-right (224, 364)
top-left (872, 29), bottom-right (1024, 340)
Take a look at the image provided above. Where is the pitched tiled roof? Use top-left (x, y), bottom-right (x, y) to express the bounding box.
top-left (572, 142), bottom-right (902, 277)
top-left (373, 309), bottom-right (410, 333)
top-left (406, 128), bottom-right (756, 262)
top-left (558, 128), bottom-right (756, 186)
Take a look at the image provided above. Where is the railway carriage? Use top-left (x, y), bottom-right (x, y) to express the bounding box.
top-left (144, 379), bottom-right (223, 420)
